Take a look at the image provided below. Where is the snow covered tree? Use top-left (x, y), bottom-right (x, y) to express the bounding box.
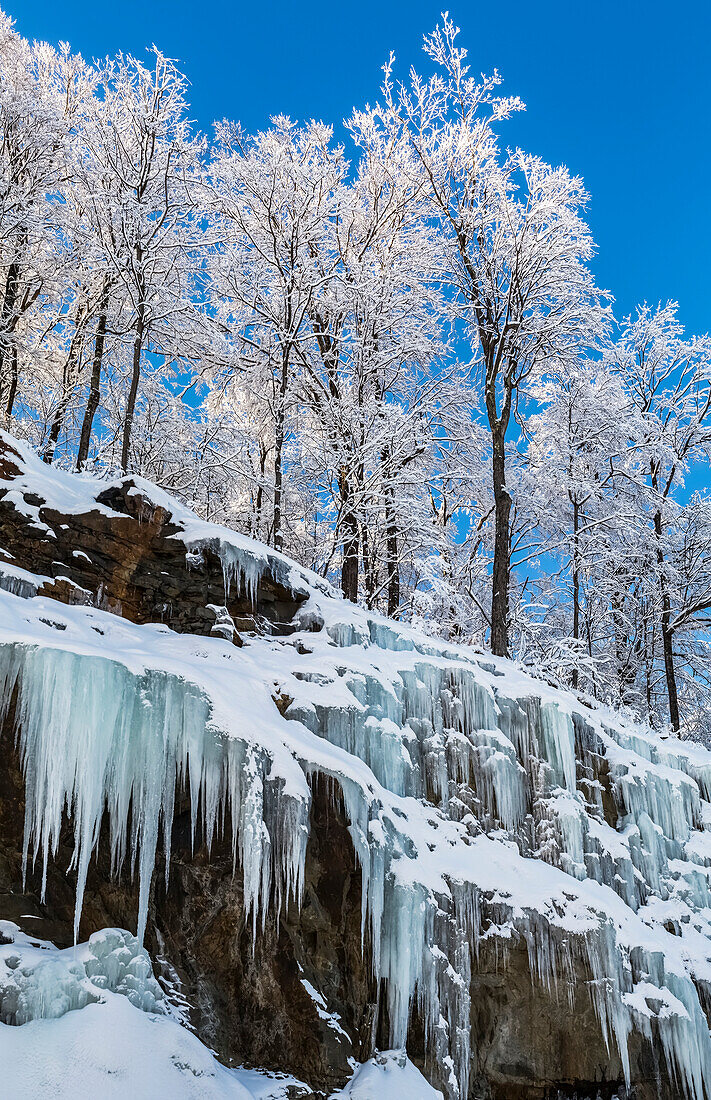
top-left (207, 117), bottom-right (346, 552)
top-left (4, 6), bottom-right (711, 739)
top-left (608, 303), bottom-right (711, 729)
top-left (353, 16), bottom-right (605, 655)
top-left (664, 495), bottom-right (711, 737)
top-left (85, 48), bottom-right (206, 472)
top-left (0, 17), bottom-right (91, 430)
top-left (520, 366), bottom-right (634, 690)
top-left (296, 145), bottom-right (447, 605)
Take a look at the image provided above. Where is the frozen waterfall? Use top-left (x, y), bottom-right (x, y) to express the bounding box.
top-left (3, 563), bottom-right (711, 1098)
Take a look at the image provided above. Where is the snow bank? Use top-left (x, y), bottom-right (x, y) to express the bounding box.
top-left (331, 1049), bottom-right (443, 1099)
top-left (0, 923), bottom-right (164, 1024)
top-left (0, 920), bottom-right (251, 1099)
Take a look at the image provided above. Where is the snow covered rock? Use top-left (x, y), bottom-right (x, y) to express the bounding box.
top-left (2, 433), bottom-right (711, 1097)
top-left (0, 923), bottom-right (429, 1100)
top-left (0, 432), bottom-right (311, 638)
top-left (0, 922), bottom-right (164, 1024)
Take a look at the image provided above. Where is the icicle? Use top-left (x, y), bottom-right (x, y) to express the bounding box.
top-left (0, 565), bottom-right (39, 599)
top-left (0, 926), bottom-right (165, 1025)
top-left (0, 641), bottom-right (308, 948)
top-left (7, 573), bottom-right (711, 1100)
top-left (187, 537), bottom-right (265, 607)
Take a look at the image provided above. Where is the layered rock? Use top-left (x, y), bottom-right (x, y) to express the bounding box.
top-left (0, 434), bottom-right (308, 640)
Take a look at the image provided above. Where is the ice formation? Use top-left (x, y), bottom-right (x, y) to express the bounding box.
top-left (330, 1048), bottom-right (443, 1098)
top-left (0, 638), bottom-right (309, 946)
top-left (0, 921), bottom-right (432, 1099)
top-left (0, 923), bottom-right (165, 1025)
top-left (3, 440), bottom-right (711, 1098)
top-left (0, 921), bottom-right (305, 1099)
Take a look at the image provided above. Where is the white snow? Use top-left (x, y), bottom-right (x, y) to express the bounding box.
top-left (0, 923), bottom-right (165, 1024)
top-left (299, 977), bottom-right (350, 1042)
top-left (0, 920), bottom-right (250, 1099)
top-left (0, 919), bottom-right (370, 1100)
top-left (330, 1050), bottom-right (443, 1099)
top-left (0, 430), bottom-right (330, 607)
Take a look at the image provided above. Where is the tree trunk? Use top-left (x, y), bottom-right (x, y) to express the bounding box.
top-left (252, 441), bottom-right (268, 538)
top-left (644, 611), bottom-right (654, 724)
top-left (361, 519), bottom-right (376, 609)
top-left (654, 509), bottom-right (680, 731)
top-left (572, 498), bottom-right (580, 690)
top-left (339, 465), bottom-right (359, 602)
top-left (586, 607), bottom-right (597, 700)
top-left (77, 284), bottom-right (109, 471)
top-left (0, 261), bottom-right (20, 422)
top-left (43, 388), bottom-right (70, 465)
top-left (121, 298), bottom-right (145, 474)
top-left (490, 427), bottom-right (511, 657)
top-left (385, 511), bottom-right (399, 619)
top-left (610, 579), bottom-right (631, 708)
top-left (4, 346), bottom-right (18, 422)
top-left (273, 351), bottom-right (289, 552)
top-left (44, 313), bottom-right (86, 465)
top-left (383, 456), bottom-right (399, 618)
top-left (358, 454), bottom-right (376, 609)
top-left (660, 596), bottom-right (679, 731)
top-left (43, 406), bottom-right (68, 465)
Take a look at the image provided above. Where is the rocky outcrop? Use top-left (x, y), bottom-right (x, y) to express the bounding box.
top-left (0, 713), bottom-right (364, 1094)
top-left (0, 434), bottom-right (307, 641)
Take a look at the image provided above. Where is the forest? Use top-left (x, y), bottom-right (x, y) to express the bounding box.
top-left (2, 9), bottom-right (710, 736)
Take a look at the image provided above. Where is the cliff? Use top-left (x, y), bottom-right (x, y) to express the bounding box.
top-left (1, 432), bottom-right (711, 1099)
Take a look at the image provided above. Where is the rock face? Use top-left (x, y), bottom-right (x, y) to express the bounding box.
top-left (0, 719), bottom-right (364, 1094)
top-left (0, 432), bottom-right (705, 1100)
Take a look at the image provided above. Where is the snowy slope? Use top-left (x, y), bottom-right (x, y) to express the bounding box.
top-left (330, 1050), bottom-right (443, 1098)
top-left (2, 438), bottom-right (711, 1097)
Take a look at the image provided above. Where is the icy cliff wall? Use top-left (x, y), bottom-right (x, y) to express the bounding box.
top-left (2, 433), bottom-right (711, 1099)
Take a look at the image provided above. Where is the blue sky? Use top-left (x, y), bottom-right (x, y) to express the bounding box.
top-left (10, 0), bottom-right (711, 337)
